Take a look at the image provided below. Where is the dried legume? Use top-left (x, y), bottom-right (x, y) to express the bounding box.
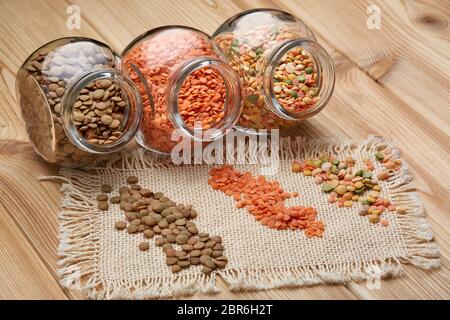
top-left (74, 79), bottom-right (127, 145)
top-left (291, 150), bottom-right (403, 225)
top-left (107, 176), bottom-right (228, 274)
top-left (215, 20), bottom-right (326, 130)
top-left (19, 40), bottom-right (117, 165)
top-left (178, 67), bottom-right (226, 129)
top-left (273, 47), bottom-right (319, 112)
top-left (208, 165), bottom-right (324, 237)
top-left (123, 28), bottom-right (228, 153)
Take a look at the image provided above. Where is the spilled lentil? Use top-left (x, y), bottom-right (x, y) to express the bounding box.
top-left (208, 165), bottom-right (324, 238)
top-left (97, 176), bottom-right (228, 274)
top-left (291, 150), bottom-right (402, 225)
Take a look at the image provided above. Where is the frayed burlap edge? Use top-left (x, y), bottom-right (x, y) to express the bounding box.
top-left (42, 135), bottom-right (440, 299)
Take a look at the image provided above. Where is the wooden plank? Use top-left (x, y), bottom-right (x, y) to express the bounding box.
top-left (275, 0), bottom-right (450, 145)
top-left (259, 0), bottom-right (450, 300)
top-left (0, 200), bottom-right (68, 299)
top-left (0, 0), bottom-right (105, 299)
top-left (0, 139), bottom-right (85, 299)
top-left (0, 0), bottom-right (447, 299)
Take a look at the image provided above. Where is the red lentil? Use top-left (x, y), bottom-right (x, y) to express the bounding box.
top-left (123, 28), bottom-right (226, 153)
top-left (208, 165), bottom-right (324, 237)
top-left (178, 67), bottom-right (226, 129)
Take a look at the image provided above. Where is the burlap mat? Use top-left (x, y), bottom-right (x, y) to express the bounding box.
top-left (51, 136), bottom-right (440, 299)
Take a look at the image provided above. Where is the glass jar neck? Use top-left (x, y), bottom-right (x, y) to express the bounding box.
top-left (260, 39), bottom-right (335, 121)
top-left (61, 68), bottom-right (142, 154)
top-left (166, 57), bottom-right (243, 141)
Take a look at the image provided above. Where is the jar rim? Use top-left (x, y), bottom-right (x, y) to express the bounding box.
top-left (166, 56), bottom-right (243, 143)
top-left (61, 68), bottom-right (143, 154)
top-left (261, 38), bottom-right (335, 121)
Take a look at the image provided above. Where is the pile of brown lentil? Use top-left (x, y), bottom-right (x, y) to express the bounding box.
top-left (291, 151), bottom-right (401, 226)
top-left (273, 47), bottom-right (319, 112)
top-left (74, 79), bottom-right (127, 145)
top-left (96, 176), bottom-right (228, 275)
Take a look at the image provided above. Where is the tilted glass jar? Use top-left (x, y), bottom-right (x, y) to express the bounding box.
top-left (213, 8), bottom-right (335, 132)
top-left (122, 26), bottom-right (243, 155)
top-left (16, 37), bottom-right (142, 167)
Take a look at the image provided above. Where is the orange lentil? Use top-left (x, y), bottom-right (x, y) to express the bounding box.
top-left (123, 28), bottom-right (225, 153)
top-left (380, 219), bottom-right (389, 227)
top-left (208, 165), bottom-right (324, 237)
top-left (178, 67), bottom-right (225, 129)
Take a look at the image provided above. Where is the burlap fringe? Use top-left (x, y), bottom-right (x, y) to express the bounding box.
top-left (43, 135), bottom-right (440, 299)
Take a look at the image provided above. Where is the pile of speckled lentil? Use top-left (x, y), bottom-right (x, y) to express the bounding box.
top-left (291, 151), bottom-right (404, 225)
top-left (96, 176), bottom-right (228, 274)
top-left (208, 165), bottom-right (324, 237)
top-left (273, 47), bottom-right (319, 112)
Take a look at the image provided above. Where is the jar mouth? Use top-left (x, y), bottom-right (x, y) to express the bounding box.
top-left (262, 39), bottom-right (335, 121)
top-left (167, 57), bottom-right (243, 142)
top-left (61, 68), bottom-right (142, 154)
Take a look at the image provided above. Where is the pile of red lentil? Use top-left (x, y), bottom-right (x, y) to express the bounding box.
top-left (208, 165), bottom-right (324, 238)
top-left (123, 29), bottom-right (226, 153)
top-left (291, 151), bottom-right (403, 226)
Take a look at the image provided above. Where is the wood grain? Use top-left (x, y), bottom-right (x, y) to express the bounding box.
top-left (0, 0), bottom-right (448, 299)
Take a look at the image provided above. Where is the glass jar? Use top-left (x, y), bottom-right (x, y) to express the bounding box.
top-left (122, 26), bottom-right (243, 154)
top-left (16, 37), bottom-right (142, 167)
top-left (213, 9), bottom-right (335, 132)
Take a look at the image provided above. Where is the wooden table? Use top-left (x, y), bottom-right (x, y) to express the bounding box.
top-left (0, 0), bottom-right (448, 300)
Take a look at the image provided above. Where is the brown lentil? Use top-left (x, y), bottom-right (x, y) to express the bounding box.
top-left (108, 178), bottom-right (228, 274)
top-left (97, 194), bottom-right (108, 201)
top-left (98, 201), bottom-right (109, 211)
top-left (127, 176), bottom-right (139, 184)
top-left (127, 224), bottom-right (138, 234)
top-left (115, 221), bottom-right (127, 230)
top-left (101, 184), bottom-right (112, 193)
top-left (110, 196), bottom-right (120, 204)
top-left (171, 265), bottom-right (182, 273)
top-left (74, 80), bottom-right (127, 145)
top-left (143, 229), bottom-right (154, 239)
top-left (166, 257), bottom-right (178, 266)
top-left (155, 237), bottom-right (166, 246)
top-left (138, 242), bottom-right (150, 251)
top-left (201, 266), bottom-right (213, 275)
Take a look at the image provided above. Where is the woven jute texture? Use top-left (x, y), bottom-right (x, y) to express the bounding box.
top-left (52, 136), bottom-right (440, 299)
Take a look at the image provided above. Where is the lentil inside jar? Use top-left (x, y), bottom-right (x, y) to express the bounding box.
top-left (213, 9), bottom-right (335, 131)
top-left (122, 26), bottom-right (242, 154)
top-left (16, 38), bottom-right (142, 166)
